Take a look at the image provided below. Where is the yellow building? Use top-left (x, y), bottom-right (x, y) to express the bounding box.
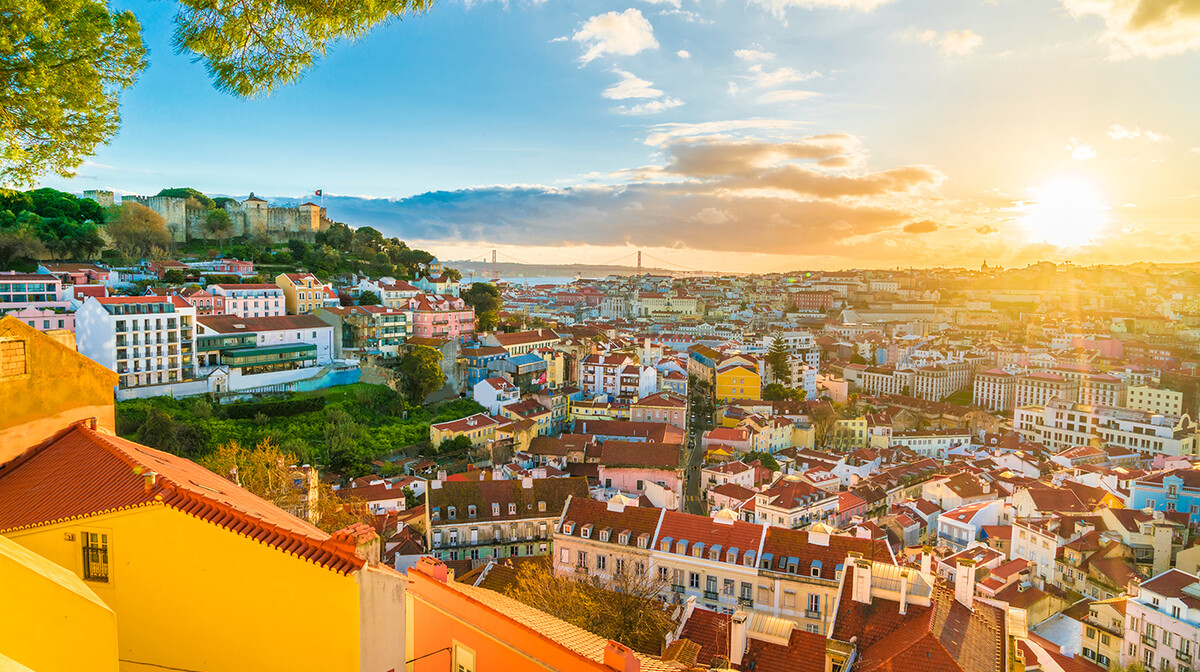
top-left (715, 359), bottom-right (761, 401)
top-left (0, 316), bottom-right (116, 465)
top-left (0, 321), bottom-right (407, 672)
top-left (1080, 597), bottom-right (1126, 668)
top-left (276, 272), bottom-right (328, 314)
top-left (429, 412), bottom-right (499, 447)
top-left (0, 533), bottom-right (118, 671)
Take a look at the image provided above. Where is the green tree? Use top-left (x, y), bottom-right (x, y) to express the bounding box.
top-left (0, 0), bottom-right (147, 186)
top-left (204, 208), bottom-right (233, 249)
top-left (398, 345), bottom-right (445, 403)
top-left (434, 434), bottom-right (472, 455)
top-left (765, 337), bottom-right (790, 384)
top-left (157, 187), bottom-right (214, 209)
top-left (762, 383), bottom-right (806, 403)
top-left (462, 282), bottom-right (502, 331)
top-left (136, 407), bottom-right (180, 453)
top-left (0, 227), bottom-right (48, 269)
top-left (163, 268), bottom-right (185, 284)
top-left (107, 202), bottom-right (172, 259)
top-left (743, 450), bottom-right (780, 472)
top-left (359, 290), bottom-right (381, 306)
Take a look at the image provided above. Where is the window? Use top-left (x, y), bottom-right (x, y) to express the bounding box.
top-left (596, 555), bottom-right (607, 571)
top-left (806, 624), bottom-right (820, 634)
top-left (615, 558), bottom-right (626, 575)
top-left (741, 582), bottom-right (753, 600)
top-left (560, 548), bottom-right (569, 563)
top-left (82, 531), bottom-right (109, 582)
top-left (508, 503), bottom-right (517, 515)
top-left (538, 501), bottom-right (546, 512)
top-left (448, 506), bottom-right (456, 520)
top-left (689, 572), bottom-right (700, 589)
top-left (492, 503), bottom-right (500, 516)
top-left (808, 594), bottom-right (821, 613)
top-left (659, 566), bottom-right (669, 581)
top-left (453, 643), bottom-right (476, 672)
top-left (577, 551), bottom-right (588, 567)
top-left (467, 505), bottom-right (477, 518)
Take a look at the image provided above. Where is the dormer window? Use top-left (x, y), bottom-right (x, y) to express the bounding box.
top-left (448, 506), bottom-right (457, 520)
top-left (563, 522), bottom-right (576, 535)
top-left (599, 528), bottom-right (611, 542)
top-left (811, 567), bottom-right (821, 577)
top-left (538, 501), bottom-right (547, 512)
top-left (508, 503), bottom-right (517, 515)
top-left (676, 540), bottom-right (688, 555)
top-left (618, 531), bottom-right (630, 545)
top-left (581, 524), bottom-right (593, 539)
top-left (468, 505), bottom-right (477, 518)
top-left (432, 507), bottom-right (441, 521)
top-left (692, 542), bottom-right (705, 558)
top-left (637, 533), bottom-right (649, 549)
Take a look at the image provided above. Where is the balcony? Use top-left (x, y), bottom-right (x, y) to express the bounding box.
top-left (703, 590), bottom-right (719, 601)
top-left (671, 584), bottom-right (686, 594)
top-left (738, 597), bottom-right (753, 607)
top-left (805, 609), bottom-right (822, 620)
top-left (1178, 651), bottom-right (1193, 664)
top-left (1143, 635), bottom-right (1157, 647)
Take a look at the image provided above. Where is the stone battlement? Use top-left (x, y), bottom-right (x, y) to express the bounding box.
top-left (121, 194), bottom-right (332, 244)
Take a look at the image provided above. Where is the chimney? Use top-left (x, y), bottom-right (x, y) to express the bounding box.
top-left (954, 558), bottom-right (976, 610)
top-left (899, 569), bottom-right (910, 615)
top-left (851, 559), bottom-right (873, 604)
top-left (143, 471), bottom-right (158, 492)
top-left (523, 477), bottom-right (534, 489)
top-left (437, 469), bottom-right (448, 481)
top-left (89, 417), bottom-right (98, 430)
top-left (920, 546), bottom-right (932, 575)
top-left (603, 641), bottom-right (641, 672)
top-left (729, 610), bottom-right (749, 665)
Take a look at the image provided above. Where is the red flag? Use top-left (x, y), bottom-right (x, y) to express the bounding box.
top-left (315, 189), bottom-right (322, 196)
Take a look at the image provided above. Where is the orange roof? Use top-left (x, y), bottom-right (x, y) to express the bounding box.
top-left (0, 422), bottom-right (365, 574)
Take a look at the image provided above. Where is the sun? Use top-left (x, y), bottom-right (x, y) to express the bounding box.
top-left (1022, 176), bottom-right (1108, 248)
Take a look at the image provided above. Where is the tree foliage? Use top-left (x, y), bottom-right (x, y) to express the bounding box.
top-left (762, 383), bottom-right (806, 403)
top-left (765, 337), bottom-right (790, 384)
top-left (743, 450), bottom-right (780, 472)
top-left (0, 188), bottom-right (106, 263)
top-left (504, 561), bottom-right (674, 655)
top-left (462, 282), bottom-right (502, 331)
top-left (397, 346), bottom-right (446, 403)
top-left (358, 290), bottom-right (381, 306)
top-left (0, 0), bottom-right (148, 186)
top-left (107, 202), bottom-right (172, 259)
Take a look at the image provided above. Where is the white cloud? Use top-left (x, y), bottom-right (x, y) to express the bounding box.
top-left (694, 207), bottom-right (731, 225)
top-left (735, 48), bottom-right (775, 62)
top-left (603, 69), bottom-right (664, 99)
top-left (1060, 0), bottom-right (1200, 58)
top-left (677, 49), bottom-right (691, 59)
top-left (757, 89), bottom-right (823, 103)
top-left (1067, 137), bottom-right (1097, 160)
top-left (573, 9), bottom-right (659, 64)
top-left (614, 97), bottom-right (685, 115)
top-left (643, 119), bottom-right (810, 146)
top-left (550, 36), bottom-right (568, 42)
top-left (637, 0), bottom-right (681, 7)
top-left (938, 29), bottom-right (983, 56)
top-left (1190, 147), bottom-right (1200, 155)
top-left (1108, 124), bottom-right (1170, 143)
top-left (746, 64), bottom-right (822, 87)
top-left (747, 0), bottom-right (897, 20)
top-left (727, 82), bottom-right (740, 95)
top-left (900, 27), bottom-right (983, 57)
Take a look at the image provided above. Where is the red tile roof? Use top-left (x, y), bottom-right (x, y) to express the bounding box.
top-left (558, 496), bottom-right (662, 546)
top-left (761, 528), bottom-right (892, 580)
top-left (599, 441), bottom-right (680, 469)
top-left (740, 627), bottom-right (826, 672)
top-left (657, 510), bottom-right (765, 565)
top-left (0, 423), bottom-right (366, 574)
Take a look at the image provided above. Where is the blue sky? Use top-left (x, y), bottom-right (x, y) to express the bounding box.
top-left (44, 0), bottom-right (1200, 271)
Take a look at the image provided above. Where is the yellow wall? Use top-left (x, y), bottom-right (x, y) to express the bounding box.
top-left (0, 317), bottom-right (116, 464)
top-left (430, 423), bottom-right (496, 447)
top-left (716, 366), bottom-right (761, 401)
top-left (7, 505), bottom-right (366, 672)
top-left (276, 275), bottom-right (324, 315)
top-left (0, 533), bottom-right (118, 672)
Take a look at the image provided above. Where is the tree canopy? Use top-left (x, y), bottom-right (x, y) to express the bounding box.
top-left (397, 346), bottom-right (446, 404)
top-left (3, 0), bottom-right (432, 185)
top-left (765, 337), bottom-right (790, 384)
top-left (462, 282), bottom-right (502, 331)
top-left (0, 0), bottom-right (147, 186)
top-left (107, 201), bottom-right (172, 259)
top-left (0, 188), bottom-right (107, 264)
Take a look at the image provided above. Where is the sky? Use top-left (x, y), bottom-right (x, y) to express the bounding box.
top-left (41, 0), bottom-right (1200, 273)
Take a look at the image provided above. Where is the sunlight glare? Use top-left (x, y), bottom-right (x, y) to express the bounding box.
top-left (1022, 176), bottom-right (1108, 248)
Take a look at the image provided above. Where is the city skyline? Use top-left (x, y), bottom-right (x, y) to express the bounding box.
top-left (37, 0), bottom-right (1200, 272)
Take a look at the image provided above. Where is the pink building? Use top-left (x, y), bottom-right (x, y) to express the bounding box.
top-left (213, 258), bottom-right (253, 275)
top-left (406, 294), bottom-right (475, 341)
top-left (0, 272), bottom-right (73, 333)
top-left (180, 287), bottom-right (225, 315)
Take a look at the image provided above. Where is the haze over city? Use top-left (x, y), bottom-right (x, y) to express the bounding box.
top-left (34, 0), bottom-right (1200, 272)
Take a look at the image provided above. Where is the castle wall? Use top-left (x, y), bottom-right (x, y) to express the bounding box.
top-left (122, 195), bottom-right (331, 246)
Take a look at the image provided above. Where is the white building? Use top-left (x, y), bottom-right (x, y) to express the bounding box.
top-left (579, 353), bottom-right (657, 399)
top-left (1127, 386), bottom-right (1184, 417)
top-left (889, 429), bottom-right (971, 459)
top-left (473, 376), bottom-right (520, 415)
top-left (209, 283), bottom-right (286, 318)
top-left (973, 369), bottom-right (1016, 412)
top-left (935, 500), bottom-right (1001, 551)
top-left (76, 296), bottom-right (197, 393)
top-left (1014, 398), bottom-right (1199, 456)
top-left (1123, 569), bottom-right (1200, 671)
top-left (1015, 372), bottom-right (1078, 408)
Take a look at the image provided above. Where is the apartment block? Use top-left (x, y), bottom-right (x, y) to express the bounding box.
top-left (76, 296), bottom-right (196, 392)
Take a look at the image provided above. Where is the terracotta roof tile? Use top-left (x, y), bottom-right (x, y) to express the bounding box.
top-left (0, 423), bottom-right (365, 574)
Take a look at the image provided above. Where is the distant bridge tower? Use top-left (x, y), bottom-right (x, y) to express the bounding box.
top-left (491, 249), bottom-right (497, 279)
top-left (637, 250), bottom-right (642, 276)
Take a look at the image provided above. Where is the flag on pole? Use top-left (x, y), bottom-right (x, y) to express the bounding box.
top-left (315, 189), bottom-right (322, 196)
